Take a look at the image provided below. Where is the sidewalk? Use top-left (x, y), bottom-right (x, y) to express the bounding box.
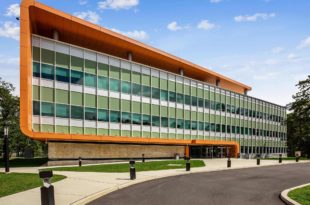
top-left (0, 159), bottom-right (309, 205)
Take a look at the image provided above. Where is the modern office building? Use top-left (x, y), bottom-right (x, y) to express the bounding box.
top-left (20, 0), bottom-right (287, 163)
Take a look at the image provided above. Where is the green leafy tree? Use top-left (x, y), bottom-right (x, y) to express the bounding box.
top-left (287, 75), bottom-right (310, 157)
top-left (0, 78), bottom-right (46, 158)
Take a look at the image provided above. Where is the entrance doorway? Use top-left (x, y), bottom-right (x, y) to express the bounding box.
top-left (190, 146), bottom-right (231, 158)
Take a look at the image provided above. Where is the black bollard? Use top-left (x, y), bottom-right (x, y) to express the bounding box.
top-left (279, 154), bottom-right (282, 163)
top-left (142, 154), bottom-right (145, 163)
top-left (78, 157), bottom-right (82, 167)
top-left (257, 154), bottom-right (261, 165)
top-left (186, 157), bottom-right (190, 171)
top-left (39, 170), bottom-right (55, 205)
top-left (296, 156), bottom-right (300, 162)
top-left (227, 157), bottom-right (231, 168)
top-left (129, 160), bottom-right (136, 180)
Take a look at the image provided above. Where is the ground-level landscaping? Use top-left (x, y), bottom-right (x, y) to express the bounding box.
top-left (0, 172), bottom-right (66, 198)
top-left (47, 160), bottom-right (205, 173)
top-left (0, 158), bottom-right (48, 167)
top-left (288, 185), bottom-right (310, 205)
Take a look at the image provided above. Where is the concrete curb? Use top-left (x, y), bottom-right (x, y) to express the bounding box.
top-left (73, 160), bottom-right (310, 205)
top-left (280, 183), bottom-right (310, 205)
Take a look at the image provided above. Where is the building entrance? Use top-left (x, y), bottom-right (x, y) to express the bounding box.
top-left (190, 146), bottom-right (231, 158)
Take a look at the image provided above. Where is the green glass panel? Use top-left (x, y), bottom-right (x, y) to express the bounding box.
top-left (98, 96), bottom-right (108, 109)
top-left (98, 76), bottom-right (108, 90)
top-left (41, 49), bottom-right (54, 65)
top-left (160, 79), bottom-right (168, 89)
top-left (98, 109), bottom-right (109, 122)
top-left (142, 74), bottom-right (150, 86)
top-left (71, 70), bottom-right (83, 85)
top-left (168, 81), bottom-right (175, 91)
top-left (192, 111), bottom-right (197, 120)
top-left (85, 73), bottom-right (96, 87)
top-left (71, 106), bottom-right (84, 120)
top-left (41, 64), bottom-right (54, 80)
top-left (110, 66), bottom-right (120, 79)
top-left (98, 129), bottom-right (109, 135)
top-left (121, 69), bottom-right (131, 81)
top-left (122, 100), bottom-right (131, 112)
top-left (32, 85), bottom-right (40, 100)
top-left (56, 67), bottom-right (69, 83)
top-left (184, 110), bottom-right (190, 120)
top-left (85, 94), bottom-right (96, 107)
top-left (85, 128), bottom-right (96, 135)
top-left (184, 85), bottom-right (190, 95)
top-left (41, 124), bottom-right (54, 133)
top-left (111, 130), bottom-right (121, 136)
top-left (176, 83), bottom-right (183, 93)
top-left (176, 109), bottom-right (183, 118)
top-left (122, 81), bottom-right (131, 94)
top-left (122, 130), bottom-right (131, 137)
top-left (71, 91), bottom-right (83, 106)
top-left (110, 79), bottom-right (120, 92)
top-left (85, 59), bottom-right (96, 74)
top-left (41, 87), bottom-right (54, 102)
top-left (143, 132), bottom-right (151, 138)
top-left (41, 102), bottom-right (54, 116)
top-left (151, 104), bottom-right (159, 115)
top-left (169, 108), bottom-right (175, 118)
top-left (56, 125), bottom-right (69, 134)
top-left (191, 87), bottom-right (197, 96)
top-left (55, 89), bottom-right (69, 104)
top-left (98, 63), bottom-right (109, 76)
top-left (110, 98), bottom-right (120, 110)
top-left (132, 131), bottom-right (141, 137)
top-left (132, 101), bottom-right (141, 113)
top-left (161, 106), bottom-right (168, 117)
top-left (142, 103), bottom-right (150, 114)
top-left (71, 126), bottom-right (83, 134)
top-left (33, 47), bottom-right (40, 62)
top-left (151, 77), bottom-right (159, 88)
top-left (197, 88), bottom-right (203, 98)
top-left (71, 56), bottom-right (83, 71)
top-left (32, 124), bottom-right (40, 132)
top-left (32, 62), bottom-right (40, 77)
top-left (151, 132), bottom-right (160, 138)
top-left (132, 71), bottom-right (141, 83)
top-left (56, 52), bottom-right (69, 68)
top-left (161, 133), bottom-right (168, 139)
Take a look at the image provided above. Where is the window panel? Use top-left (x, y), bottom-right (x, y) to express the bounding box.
top-left (122, 81), bottom-right (131, 94)
top-left (199, 122), bottom-right (204, 131)
top-left (41, 102), bottom-right (54, 117)
top-left (56, 104), bottom-right (69, 118)
top-left (71, 70), bottom-right (83, 85)
top-left (191, 121), bottom-right (197, 130)
top-left (177, 119), bottom-right (184, 129)
top-left (33, 62), bottom-right (40, 77)
top-left (191, 96), bottom-right (197, 106)
top-left (161, 117), bottom-right (168, 127)
top-left (98, 109), bottom-right (109, 122)
top-left (185, 120), bottom-right (191, 130)
top-left (143, 115), bottom-right (151, 125)
top-left (152, 116), bottom-right (160, 127)
top-left (56, 67), bottom-right (70, 83)
top-left (142, 85), bottom-right (151, 98)
top-left (85, 73), bottom-right (97, 87)
top-left (185, 95), bottom-right (191, 105)
top-left (132, 113), bottom-right (141, 125)
top-left (132, 83), bottom-right (141, 96)
top-left (110, 79), bottom-right (120, 92)
top-left (41, 63), bottom-right (54, 80)
top-left (85, 107), bottom-right (97, 121)
top-left (169, 92), bottom-right (176, 102)
top-left (160, 90), bottom-right (168, 101)
top-left (152, 87), bottom-right (160, 99)
top-left (169, 118), bottom-right (176, 128)
top-left (176, 93), bottom-right (183, 104)
top-left (33, 101), bottom-right (40, 115)
top-left (98, 76), bottom-right (108, 90)
top-left (122, 112), bottom-right (131, 124)
top-left (71, 105), bottom-right (84, 119)
top-left (110, 111), bottom-right (120, 123)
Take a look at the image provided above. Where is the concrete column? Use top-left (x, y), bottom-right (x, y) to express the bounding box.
top-left (127, 52), bottom-right (132, 61)
top-left (53, 30), bottom-right (59, 41)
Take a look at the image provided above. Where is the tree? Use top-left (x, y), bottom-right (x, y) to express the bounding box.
top-left (287, 75), bottom-right (310, 157)
top-left (0, 78), bottom-right (46, 158)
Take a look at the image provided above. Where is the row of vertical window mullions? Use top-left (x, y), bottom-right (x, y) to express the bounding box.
top-left (33, 101), bottom-right (285, 138)
top-left (33, 61), bottom-right (285, 124)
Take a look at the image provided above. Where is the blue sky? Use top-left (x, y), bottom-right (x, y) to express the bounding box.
top-left (0, 0), bottom-right (309, 106)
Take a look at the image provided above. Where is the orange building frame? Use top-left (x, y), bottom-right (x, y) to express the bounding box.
top-left (20, 0), bottom-right (243, 157)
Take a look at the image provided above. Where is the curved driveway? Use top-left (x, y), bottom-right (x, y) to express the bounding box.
top-left (88, 163), bottom-right (310, 205)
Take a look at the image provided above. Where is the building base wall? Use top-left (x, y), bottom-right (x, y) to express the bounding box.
top-left (48, 142), bottom-right (184, 166)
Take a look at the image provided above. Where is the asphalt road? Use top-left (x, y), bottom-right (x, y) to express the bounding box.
top-left (88, 163), bottom-right (310, 205)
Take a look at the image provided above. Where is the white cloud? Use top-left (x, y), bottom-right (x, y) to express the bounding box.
top-left (234, 12), bottom-right (276, 22)
top-left (74, 11), bottom-right (100, 24)
top-left (297, 36), bottom-right (310, 49)
top-left (111, 28), bottom-right (148, 41)
top-left (272, 47), bottom-right (284, 54)
top-left (0, 21), bottom-right (20, 41)
top-left (210, 0), bottom-right (222, 3)
top-left (79, 0), bottom-right (88, 5)
top-left (5, 3), bottom-right (20, 17)
top-left (167, 21), bottom-right (189, 31)
top-left (197, 20), bottom-right (216, 30)
top-left (98, 0), bottom-right (139, 10)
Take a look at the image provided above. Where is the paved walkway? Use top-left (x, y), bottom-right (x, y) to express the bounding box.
top-left (89, 163), bottom-right (310, 205)
top-left (0, 159), bottom-right (309, 205)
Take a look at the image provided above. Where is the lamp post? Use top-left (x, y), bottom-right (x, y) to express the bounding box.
top-left (3, 126), bottom-right (9, 173)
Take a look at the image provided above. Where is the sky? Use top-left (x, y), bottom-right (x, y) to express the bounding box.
top-left (0, 0), bottom-right (309, 106)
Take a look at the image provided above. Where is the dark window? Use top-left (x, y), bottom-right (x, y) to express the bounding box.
top-left (132, 113), bottom-right (141, 125)
top-left (204, 99), bottom-right (210, 109)
top-left (98, 76), bottom-right (108, 90)
top-left (122, 112), bottom-right (131, 124)
top-left (169, 118), bottom-right (176, 128)
top-left (169, 92), bottom-right (176, 102)
top-left (143, 115), bottom-right (151, 125)
top-left (216, 124), bottom-right (221, 132)
top-left (110, 79), bottom-right (120, 92)
top-left (110, 111), bottom-right (120, 123)
top-left (56, 67), bottom-right (70, 83)
top-left (204, 122), bottom-right (210, 131)
top-left (56, 104), bottom-right (69, 118)
top-left (227, 125), bottom-right (231, 133)
top-left (176, 93), bottom-right (183, 104)
top-left (191, 121), bottom-right (197, 130)
top-left (142, 86), bottom-right (151, 98)
top-left (85, 73), bottom-right (97, 87)
top-left (160, 90), bottom-right (168, 101)
top-left (191, 96), bottom-right (197, 107)
top-left (185, 95), bottom-right (191, 105)
top-left (41, 102), bottom-right (54, 116)
top-left (33, 62), bottom-right (40, 77)
top-left (132, 83), bottom-right (141, 96)
top-left (85, 107), bottom-right (97, 121)
top-left (33, 101), bottom-right (40, 115)
top-left (177, 119), bottom-right (184, 129)
top-left (71, 70), bottom-right (83, 85)
top-left (71, 106), bottom-right (84, 119)
top-left (41, 64), bottom-right (54, 80)
top-left (198, 98), bottom-right (204, 108)
top-left (199, 122), bottom-right (204, 131)
top-left (161, 117), bottom-right (168, 127)
top-left (210, 123), bottom-right (216, 132)
top-left (98, 109), bottom-right (109, 122)
top-left (152, 88), bottom-right (160, 99)
top-left (222, 124), bottom-right (226, 133)
top-left (185, 120), bottom-right (191, 129)
top-left (122, 81), bottom-right (131, 94)
top-left (152, 116), bottom-right (160, 127)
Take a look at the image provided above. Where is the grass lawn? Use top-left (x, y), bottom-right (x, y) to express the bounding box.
top-left (0, 158), bottom-right (48, 167)
top-left (0, 172), bottom-right (66, 198)
top-left (288, 185), bottom-right (310, 205)
top-left (263, 157), bottom-right (309, 160)
top-left (47, 160), bottom-right (205, 173)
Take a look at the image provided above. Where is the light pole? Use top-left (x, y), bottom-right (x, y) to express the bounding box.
top-left (3, 126), bottom-right (9, 173)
